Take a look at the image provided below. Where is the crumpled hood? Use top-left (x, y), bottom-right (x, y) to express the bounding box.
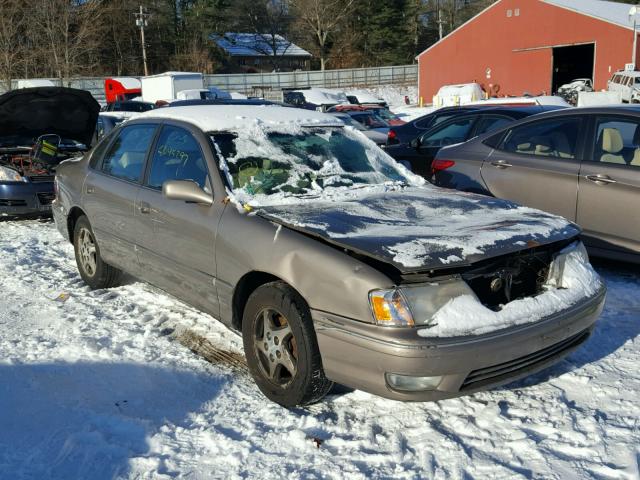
top-left (257, 187), bottom-right (580, 273)
top-left (0, 87), bottom-right (100, 146)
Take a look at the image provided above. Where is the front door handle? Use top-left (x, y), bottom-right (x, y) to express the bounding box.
top-left (586, 174), bottom-right (617, 185)
top-left (491, 160), bottom-right (513, 169)
top-left (86, 186), bottom-right (95, 194)
top-left (139, 201), bottom-right (151, 214)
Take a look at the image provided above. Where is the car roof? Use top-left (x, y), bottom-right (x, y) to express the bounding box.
top-left (167, 98), bottom-right (280, 107)
top-left (134, 104), bottom-right (344, 131)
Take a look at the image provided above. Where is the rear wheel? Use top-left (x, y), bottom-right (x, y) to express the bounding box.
top-left (242, 281), bottom-right (333, 407)
top-left (73, 215), bottom-right (122, 289)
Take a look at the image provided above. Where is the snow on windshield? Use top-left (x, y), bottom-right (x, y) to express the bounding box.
top-left (211, 123), bottom-right (424, 207)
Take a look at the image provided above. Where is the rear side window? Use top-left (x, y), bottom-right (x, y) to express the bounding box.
top-left (147, 125), bottom-right (211, 192)
top-left (420, 116), bottom-right (476, 148)
top-left (592, 116), bottom-right (640, 167)
top-left (499, 118), bottom-right (581, 159)
top-left (101, 124), bottom-right (156, 182)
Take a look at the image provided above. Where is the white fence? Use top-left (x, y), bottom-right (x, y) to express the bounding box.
top-left (4, 65), bottom-right (417, 103)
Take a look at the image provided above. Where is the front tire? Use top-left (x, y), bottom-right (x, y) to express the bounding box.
top-left (73, 215), bottom-right (122, 289)
top-left (242, 281), bottom-right (333, 407)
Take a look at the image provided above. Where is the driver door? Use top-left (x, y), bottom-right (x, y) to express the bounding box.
top-left (136, 123), bottom-right (226, 317)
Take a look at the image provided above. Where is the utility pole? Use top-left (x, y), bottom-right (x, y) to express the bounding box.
top-left (134, 5), bottom-right (150, 76)
top-left (437, 0), bottom-right (444, 40)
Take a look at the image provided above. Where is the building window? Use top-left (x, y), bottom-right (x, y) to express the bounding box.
top-left (515, 8), bottom-right (520, 16)
top-left (506, 9), bottom-right (512, 17)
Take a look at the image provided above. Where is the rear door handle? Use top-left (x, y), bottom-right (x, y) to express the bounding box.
top-left (586, 174), bottom-right (617, 185)
top-left (491, 160), bottom-right (513, 169)
top-left (139, 201), bottom-right (151, 214)
top-left (86, 186), bottom-right (95, 194)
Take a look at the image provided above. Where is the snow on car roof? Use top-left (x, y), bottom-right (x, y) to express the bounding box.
top-left (135, 105), bottom-right (344, 132)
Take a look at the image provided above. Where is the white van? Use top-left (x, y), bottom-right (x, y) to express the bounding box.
top-left (607, 71), bottom-right (640, 103)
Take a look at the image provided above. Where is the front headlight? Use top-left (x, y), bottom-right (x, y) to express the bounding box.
top-left (0, 165), bottom-right (27, 182)
top-left (369, 279), bottom-right (475, 327)
top-left (546, 241), bottom-right (589, 288)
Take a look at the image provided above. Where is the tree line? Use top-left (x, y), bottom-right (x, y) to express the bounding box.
top-left (0, 0), bottom-right (635, 89)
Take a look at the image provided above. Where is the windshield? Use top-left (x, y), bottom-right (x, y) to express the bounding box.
top-left (349, 112), bottom-right (389, 129)
top-left (212, 126), bottom-right (421, 205)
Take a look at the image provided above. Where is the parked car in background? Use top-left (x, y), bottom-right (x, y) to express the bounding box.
top-left (608, 71), bottom-right (640, 103)
top-left (53, 105), bottom-right (604, 407)
top-left (557, 78), bottom-right (593, 106)
top-left (433, 83), bottom-right (485, 107)
top-left (386, 106), bottom-right (482, 146)
top-left (344, 89), bottom-right (387, 107)
top-left (0, 87), bottom-right (98, 217)
top-left (329, 112), bottom-right (388, 145)
top-left (433, 106), bottom-right (640, 263)
top-left (327, 104), bottom-right (405, 126)
top-left (385, 106), bottom-right (562, 178)
top-left (282, 88), bottom-right (347, 111)
top-left (103, 100), bottom-right (156, 113)
top-left (96, 113), bottom-right (129, 142)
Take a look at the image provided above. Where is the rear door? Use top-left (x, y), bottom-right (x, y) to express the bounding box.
top-left (83, 123), bottom-right (158, 274)
top-left (479, 116), bottom-right (583, 221)
top-left (403, 115), bottom-right (479, 177)
top-left (135, 122), bottom-right (225, 317)
top-left (576, 114), bottom-right (640, 256)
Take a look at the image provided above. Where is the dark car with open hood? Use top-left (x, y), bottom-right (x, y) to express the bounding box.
top-left (0, 87), bottom-right (99, 217)
top-left (53, 105), bottom-right (605, 407)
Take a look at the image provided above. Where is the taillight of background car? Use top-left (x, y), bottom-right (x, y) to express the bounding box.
top-left (432, 159), bottom-right (455, 175)
top-left (387, 129), bottom-right (399, 145)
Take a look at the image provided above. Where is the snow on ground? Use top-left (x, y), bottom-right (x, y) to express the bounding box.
top-left (1, 219), bottom-right (639, 479)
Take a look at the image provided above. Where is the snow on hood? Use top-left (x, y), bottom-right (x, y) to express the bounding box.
top-left (257, 186), bottom-right (580, 273)
top-left (0, 87), bottom-right (100, 146)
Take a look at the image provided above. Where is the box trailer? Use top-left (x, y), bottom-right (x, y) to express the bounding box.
top-left (141, 72), bottom-right (204, 103)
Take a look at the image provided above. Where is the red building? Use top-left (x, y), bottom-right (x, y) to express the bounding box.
top-left (417, 0), bottom-right (640, 103)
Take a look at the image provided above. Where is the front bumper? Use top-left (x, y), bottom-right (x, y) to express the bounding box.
top-left (0, 181), bottom-right (55, 216)
top-left (314, 286), bottom-right (606, 401)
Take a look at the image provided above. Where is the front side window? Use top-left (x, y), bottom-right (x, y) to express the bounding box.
top-left (499, 118), bottom-right (580, 159)
top-left (101, 124), bottom-right (156, 181)
top-left (421, 117), bottom-right (475, 148)
top-left (592, 117), bottom-right (640, 166)
top-left (147, 125), bottom-right (210, 191)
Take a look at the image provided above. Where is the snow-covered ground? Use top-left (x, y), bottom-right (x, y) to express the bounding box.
top-left (1, 219), bottom-right (639, 479)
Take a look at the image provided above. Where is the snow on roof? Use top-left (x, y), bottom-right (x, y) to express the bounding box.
top-left (542, 0), bottom-right (636, 30)
top-left (212, 33), bottom-right (312, 57)
top-left (345, 90), bottom-right (385, 104)
top-left (142, 72), bottom-right (203, 79)
top-left (295, 88), bottom-right (348, 106)
top-left (136, 105), bottom-right (343, 132)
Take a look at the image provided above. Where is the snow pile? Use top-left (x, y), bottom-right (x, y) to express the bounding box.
top-left (0, 220), bottom-right (639, 478)
top-left (421, 244), bottom-right (603, 338)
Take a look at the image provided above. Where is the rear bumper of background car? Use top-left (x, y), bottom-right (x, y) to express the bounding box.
top-left (313, 286), bottom-right (606, 401)
top-left (0, 181), bottom-right (55, 217)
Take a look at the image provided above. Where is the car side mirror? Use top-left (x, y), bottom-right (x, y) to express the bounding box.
top-left (410, 137), bottom-right (421, 149)
top-left (162, 180), bottom-right (213, 206)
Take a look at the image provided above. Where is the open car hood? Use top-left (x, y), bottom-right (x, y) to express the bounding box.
top-left (257, 187), bottom-right (580, 274)
top-left (0, 87), bottom-right (100, 146)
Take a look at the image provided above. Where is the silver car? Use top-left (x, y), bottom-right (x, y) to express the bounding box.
top-left (53, 105), bottom-right (605, 407)
top-left (432, 106), bottom-right (640, 263)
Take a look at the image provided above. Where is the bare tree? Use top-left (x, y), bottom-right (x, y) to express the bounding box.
top-left (33, 0), bottom-right (104, 80)
top-left (0, 1), bottom-right (27, 90)
top-left (290, 0), bottom-right (355, 70)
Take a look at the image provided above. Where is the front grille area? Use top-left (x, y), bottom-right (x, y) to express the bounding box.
top-left (0, 199), bottom-right (28, 207)
top-left (460, 329), bottom-right (591, 391)
top-left (28, 175), bottom-right (55, 183)
top-left (37, 192), bottom-right (55, 206)
top-left (461, 246), bottom-right (557, 310)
